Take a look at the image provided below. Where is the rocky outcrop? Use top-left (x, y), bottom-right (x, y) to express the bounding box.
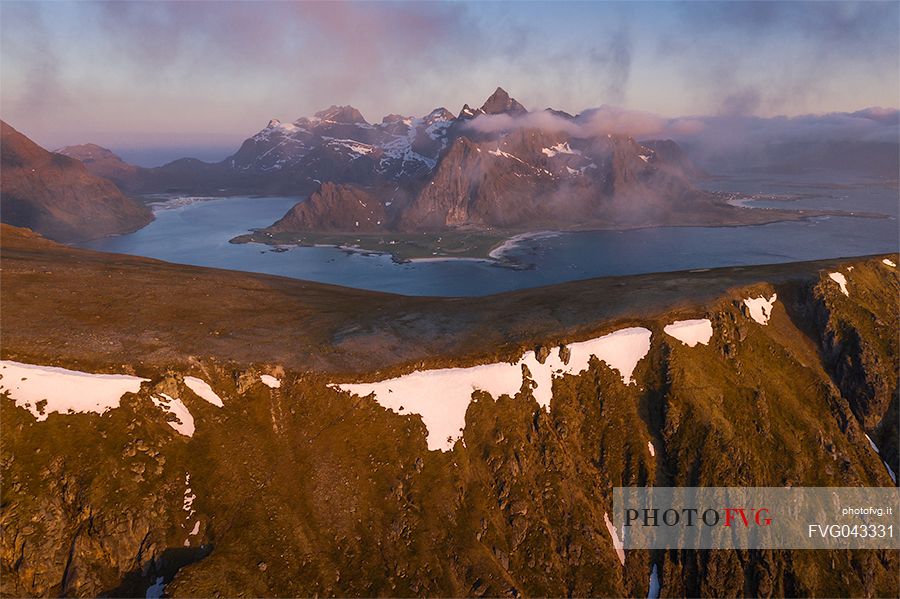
top-left (479, 86), bottom-right (528, 115)
top-left (266, 183), bottom-right (391, 233)
top-left (0, 122), bottom-right (152, 242)
top-left (804, 263), bottom-right (899, 470)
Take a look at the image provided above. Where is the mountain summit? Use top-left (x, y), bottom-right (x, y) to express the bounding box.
top-left (314, 105), bottom-right (368, 124)
top-left (480, 87), bottom-right (527, 115)
top-left (0, 122), bottom-right (152, 242)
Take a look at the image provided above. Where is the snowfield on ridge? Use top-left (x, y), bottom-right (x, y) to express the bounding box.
top-left (335, 327), bottom-right (652, 451)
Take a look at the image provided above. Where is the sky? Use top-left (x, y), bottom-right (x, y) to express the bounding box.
top-left (1, 0), bottom-right (898, 166)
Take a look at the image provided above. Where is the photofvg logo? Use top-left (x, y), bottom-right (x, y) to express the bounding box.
top-left (614, 487), bottom-right (900, 550)
top-left (625, 505), bottom-right (772, 528)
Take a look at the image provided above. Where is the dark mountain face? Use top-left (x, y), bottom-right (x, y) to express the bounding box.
top-left (272, 127), bottom-right (707, 234)
top-left (0, 122), bottom-right (152, 242)
top-left (480, 86), bottom-right (528, 115)
top-left (405, 130), bottom-right (690, 230)
top-left (265, 182), bottom-right (404, 233)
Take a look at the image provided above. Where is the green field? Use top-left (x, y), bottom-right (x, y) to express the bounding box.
top-left (232, 230), bottom-right (512, 262)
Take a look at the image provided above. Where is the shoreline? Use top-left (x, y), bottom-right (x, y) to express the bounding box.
top-left (228, 191), bottom-right (893, 266)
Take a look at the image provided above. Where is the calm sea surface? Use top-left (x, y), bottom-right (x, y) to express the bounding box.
top-left (82, 173), bottom-right (898, 297)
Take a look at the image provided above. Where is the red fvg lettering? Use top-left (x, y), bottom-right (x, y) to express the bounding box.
top-left (724, 507), bottom-right (771, 527)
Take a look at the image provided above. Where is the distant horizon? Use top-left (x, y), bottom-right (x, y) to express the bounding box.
top-left (2, 0), bottom-right (897, 161)
top-left (8, 94), bottom-right (900, 168)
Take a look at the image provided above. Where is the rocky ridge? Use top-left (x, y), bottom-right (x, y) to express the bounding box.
top-left (1, 227), bottom-right (897, 597)
top-left (0, 122), bottom-right (153, 242)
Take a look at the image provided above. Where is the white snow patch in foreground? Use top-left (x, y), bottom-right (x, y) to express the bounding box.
top-left (183, 377), bottom-right (224, 407)
top-left (828, 272), bottom-right (849, 296)
top-left (335, 327), bottom-right (652, 451)
top-left (882, 258), bottom-right (896, 267)
top-left (648, 441), bottom-right (656, 457)
top-left (648, 564), bottom-right (660, 598)
top-left (151, 394), bottom-right (194, 437)
top-left (604, 511), bottom-right (626, 566)
top-left (0, 360), bottom-right (147, 421)
top-left (260, 374), bottom-right (281, 389)
top-left (743, 294), bottom-right (777, 325)
top-left (183, 474), bottom-right (196, 519)
top-left (663, 319), bottom-right (713, 347)
top-left (184, 519), bottom-right (201, 546)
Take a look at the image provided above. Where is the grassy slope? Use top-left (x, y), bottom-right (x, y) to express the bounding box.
top-left (1, 225), bottom-right (897, 597)
top-left (0, 224), bottom-right (888, 376)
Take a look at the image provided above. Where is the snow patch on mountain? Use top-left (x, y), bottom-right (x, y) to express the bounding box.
top-left (183, 377), bottom-right (224, 407)
top-left (0, 360), bottom-right (148, 421)
top-left (541, 142), bottom-right (580, 157)
top-left (323, 138), bottom-right (375, 157)
top-left (380, 119), bottom-right (438, 173)
top-left (664, 319), bottom-right (713, 347)
top-left (182, 473), bottom-right (196, 518)
top-left (333, 327), bottom-right (651, 451)
top-left (151, 393), bottom-right (195, 437)
top-left (743, 294), bottom-right (777, 325)
top-left (604, 512), bottom-right (626, 566)
top-left (829, 272), bottom-right (849, 296)
top-left (260, 374), bottom-right (281, 389)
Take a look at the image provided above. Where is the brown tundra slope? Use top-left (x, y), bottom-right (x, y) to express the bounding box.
top-left (0, 225), bottom-right (897, 598)
top-left (0, 122), bottom-right (152, 242)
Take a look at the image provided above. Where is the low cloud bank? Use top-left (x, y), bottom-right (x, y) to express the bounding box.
top-left (464, 105), bottom-right (899, 170)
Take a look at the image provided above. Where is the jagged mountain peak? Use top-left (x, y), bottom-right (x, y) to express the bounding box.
top-left (314, 105), bottom-right (368, 125)
top-left (424, 107), bottom-right (454, 124)
top-left (457, 103), bottom-right (482, 120)
top-left (55, 143), bottom-right (123, 162)
top-left (480, 87), bottom-right (527, 115)
top-left (381, 113), bottom-right (415, 125)
top-left (544, 108), bottom-right (575, 120)
top-left (0, 121), bottom-right (152, 241)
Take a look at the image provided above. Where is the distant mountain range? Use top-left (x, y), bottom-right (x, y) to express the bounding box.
top-left (0, 122), bottom-right (152, 242)
top-left (27, 87), bottom-right (897, 242)
top-left (55, 88), bottom-right (746, 235)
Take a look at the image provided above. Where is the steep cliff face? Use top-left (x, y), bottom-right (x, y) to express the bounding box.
top-left (804, 261), bottom-right (900, 477)
top-left (266, 183), bottom-right (391, 233)
top-left (1, 231), bottom-right (897, 597)
top-left (262, 130), bottom-right (721, 235)
top-left (0, 122), bottom-right (153, 242)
